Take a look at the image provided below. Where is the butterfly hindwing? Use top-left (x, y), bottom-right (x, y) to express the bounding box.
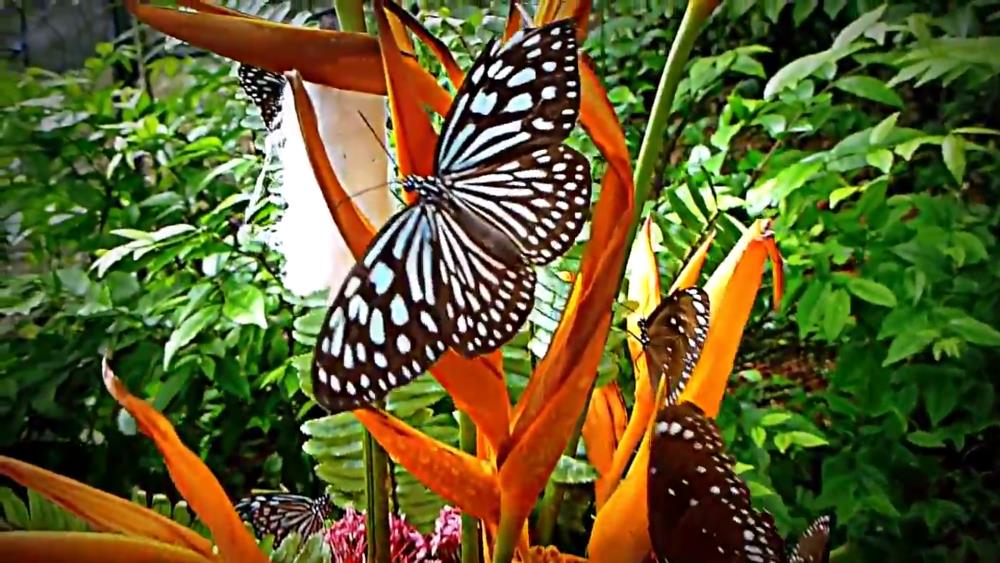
top-left (641, 287), bottom-right (710, 403)
top-left (313, 205), bottom-right (454, 411)
top-left (648, 401), bottom-right (785, 563)
top-left (235, 493), bottom-right (331, 545)
top-left (789, 515), bottom-right (834, 563)
top-left (237, 64), bottom-right (285, 132)
top-left (435, 20), bottom-right (581, 176)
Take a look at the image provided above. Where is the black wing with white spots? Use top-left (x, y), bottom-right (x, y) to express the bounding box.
top-left (648, 401), bottom-right (786, 563)
top-left (789, 515), bottom-right (833, 563)
top-left (235, 493), bottom-right (332, 546)
top-left (647, 401), bottom-right (834, 563)
top-left (237, 63), bottom-right (285, 132)
top-left (639, 287), bottom-right (710, 404)
top-left (311, 18), bottom-right (590, 413)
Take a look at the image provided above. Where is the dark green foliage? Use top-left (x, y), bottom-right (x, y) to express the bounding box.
top-left (0, 38), bottom-right (320, 499)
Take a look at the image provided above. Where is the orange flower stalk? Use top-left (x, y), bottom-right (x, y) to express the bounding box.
top-left (587, 218), bottom-right (783, 562)
top-left (0, 359), bottom-right (266, 563)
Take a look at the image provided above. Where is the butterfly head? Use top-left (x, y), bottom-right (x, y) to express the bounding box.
top-left (400, 175), bottom-right (448, 200)
top-left (636, 316), bottom-right (651, 346)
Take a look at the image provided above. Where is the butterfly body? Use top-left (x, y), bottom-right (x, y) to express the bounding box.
top-left (312, 18), bottom-right (591, 413)
top-left (235, 493), bottom-right (332, 546)
top-left (237, 64), bottom-right (285, 132)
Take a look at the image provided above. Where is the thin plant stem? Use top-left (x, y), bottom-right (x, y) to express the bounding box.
top-left (491, 509), bottom-right (519, 563)
top-left (335, 0), bottom-right (367, 33)
top-left (363, 417), bottom-right (392, 563)
top-left (459, 412), bottom-right (482, 563)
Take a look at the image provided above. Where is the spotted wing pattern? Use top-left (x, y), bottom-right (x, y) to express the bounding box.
top-left (311, 18), bottom-right (590, 413)
top-left (789, 515), bottom-right (833, 563)
top-left (237, 63), bottom-right (285, 131)
top-left (640, 287), bottom-right (710, 404)
top-left (235, 493), bottom-right (332, 545)
top-left (647, 401), bottom-right (786, 563)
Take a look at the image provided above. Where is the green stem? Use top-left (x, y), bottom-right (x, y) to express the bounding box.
top-left (335, 0), bottom-right (367, 33)
top-left (491, 509), bottom-right (519, 563)
top-left (624, 0), bottom-right (717, 256)
top-left (363, 416), bottom-right (391, 563)
top-left (533, 387), bottom-right (593, 546)
top-left (459, 412), bottom-right (481, 563)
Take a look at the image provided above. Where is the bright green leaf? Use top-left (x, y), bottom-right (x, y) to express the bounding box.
top-left (866, 148), bottom-right (894, 173)
top-left (948, 316), bottom-right (1000, 346)
top-left (223, 285), bottom-right (267, 329)
top-left (846, 278), bottom-right (897, 307)
top-left (869, 112), bottom-right (899, 145)
top-left (822, 289), bottom-right (851, 340)
top-left (833, 76), bottom-right (903, 107)
top-left (163, 306), bottom-right (220, 370)
top-left (941, 134), bottom-right (966, 184)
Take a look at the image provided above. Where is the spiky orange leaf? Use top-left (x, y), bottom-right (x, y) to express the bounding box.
top-left (681, 219), bottom-right (782, 416)
top-left (0, 532), bottom-right (212, 563)
top-left (102, 360), bottom-right (266, 563)
top-left (587, 429), bottom-right (653, 562)
top-left (581, 382), bottom-right (627, 506)
top-left (0, 457), bottom-right (214, 559)
top-left (499, 48), bottom-right (635, 524)
top-left (354, 409), bottom-right (500, 522)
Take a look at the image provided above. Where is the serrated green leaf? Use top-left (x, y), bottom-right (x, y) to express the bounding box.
top-left (846, 278), bottom-right (897, 307)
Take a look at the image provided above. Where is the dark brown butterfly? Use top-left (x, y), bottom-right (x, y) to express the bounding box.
top-left (637, 287), bottom-right (710, 402)
top-left (235, 493), bottom-right (332, 545)
top-left (237, 64), bottom-right (285, 132)
top-left (647, 400), bottom-right (833, 562)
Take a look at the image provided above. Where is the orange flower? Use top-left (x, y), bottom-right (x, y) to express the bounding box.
top-left (0, 359), bottom-right (266, 562)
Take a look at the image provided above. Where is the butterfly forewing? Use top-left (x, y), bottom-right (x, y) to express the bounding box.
top-left (237, 64), bottom-right (285, 132)
top-left (789, 515), bottom-right (833, 563)
top-left (642, 287), bottom-right (710, 403)
top-left (448, 144), bottom-right (592, 264)
top-left (648, 401), bottom-right (785, 563)
top-left (313, 206), bottom-right (454, 412)
top-left (436, 20), bottom-right (581, 175)
top-left (235, 493), bottom-right (332, 545)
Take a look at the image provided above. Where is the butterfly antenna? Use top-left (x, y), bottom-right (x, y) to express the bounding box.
top-left (358, 110), bottom-right (399, 174)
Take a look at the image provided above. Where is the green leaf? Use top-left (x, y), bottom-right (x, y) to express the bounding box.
top-left (764, 52), bottom-right (830, 99)
top-left (760, 412), bottom-right (792, 427)
top-left (907, 430), bottom-right (945, 448)
top-left (0, 487), bottom-right (29, 529)
top-left (792, 0), bottom-right (818, 25)
top-left (822, 289), bottom-right (851, 340)
top-left (833, 76), bottom-right (903, 107)
top-left (883, 330), bottom-right (937, 366)
top-left (163, 306), bottom-right (220, 370)
top-left (552, 455), bottom-right (598, 485)
top-left (869, 112), bottom-right (899, 145)
top-left (832, 4), bottom-right (886, 50)
top-left (223, 285), bottom-right (267, 329)
top-left (866, 148), bottom-right (893, 173)
top-left (846, 278), bottom-right (897, 307)
top-left (948, 316), bottom-right (1000, 346)
top-left (941, 134), bottom-right (966, 183)
top-left (925, 384), bottom-right (958, 427)
top-left (829, 185), bottom-right (861, 208)
top-left (774, 431), bottom-right (829, 453)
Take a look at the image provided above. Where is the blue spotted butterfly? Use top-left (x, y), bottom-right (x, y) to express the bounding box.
top-left (312, 19), bottom-right (591, 412)
top-left (235, 493), bottom-right (332, 545)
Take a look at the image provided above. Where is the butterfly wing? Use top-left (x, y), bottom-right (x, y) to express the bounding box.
top-left (643, 287), bottom-right (710, 403)
top-left (237, 64), bottom-right (285, 132)
top-left (312, 204), bottom-right (454, 413)
top-left (648, 401), bottom-right (785, 563)
top-left (235, 494), bottom-right (328, 545)
top-left (789, 515), bottom-right (834, 563)
top-left (436, 19), bottom-right (590, 264)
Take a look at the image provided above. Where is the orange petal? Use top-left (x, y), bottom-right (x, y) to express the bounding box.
top-left (681, 219), bottom-right (782, 416)
top-left (353, 409), bottom-right (500, 522)
top-left (500, 54), bottom-right (635, 524)
top-left (0, 532), bottom-right (212, 563)
top-left (0, 457), bottom-right (214, 559)
top-left (581, 382), bottom-right (627, 507)
top-left (383, 2), bottom-right (463, 89)
top-left (102, 360), bottom-right (266, 563)
top-left (535, 0), bottom-right (592, 39)
top-left (526, 545), bottom-right (589, 562)
top-left (587, 430), bottom-right (653, 562)
top-left (667, 230), bottom-right (716, 294)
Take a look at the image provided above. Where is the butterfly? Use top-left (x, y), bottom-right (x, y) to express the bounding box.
top-left (234, 493), bottom-right (333, 545)
top-left (647, 402), bottom-right (833, 562)
top-left (636, 287), bottom-right (710, 403)
top-left (311, 18), bottom-right (591, 413)
top-left (237, 64), bottom-right (285, 132)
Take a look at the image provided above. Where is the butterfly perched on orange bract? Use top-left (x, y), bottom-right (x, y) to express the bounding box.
top-left (235, 492), bottom-right (333, 545)
top-left (643, 288), bottom-right (833, 563)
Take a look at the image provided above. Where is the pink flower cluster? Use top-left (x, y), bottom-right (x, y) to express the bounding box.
top-left (325, 506), bottom-right (461, 563)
